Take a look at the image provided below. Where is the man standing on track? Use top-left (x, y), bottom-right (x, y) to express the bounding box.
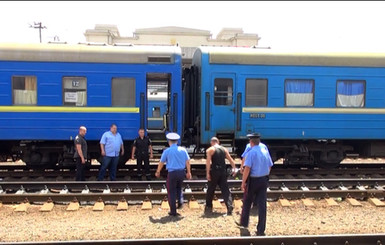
top-left (74, 126), bottom-right (87, 181)
top-left (155, 132), bottom-right (192, 216)
top-left (205, 137), bottom-right (237, 216)
top-left (98, 123), bottom-right (124, 181)
top-left (131, 128), bottom-right (153, 180)
top-left (238, 133), bottom-right (273, 236)
top-left (239, 134), bottom-right (269, 174)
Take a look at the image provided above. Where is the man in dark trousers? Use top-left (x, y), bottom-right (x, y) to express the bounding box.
top-left (205, 137), bottom-right (237, 216)
top-left (131, 128), bottom-right (153, 180)
top-left (239, 133), bottom-right (273, 236)
top-left (74, 126), bottom-right (87, 181)
top-left (155, 132), bottom-right (192, 216)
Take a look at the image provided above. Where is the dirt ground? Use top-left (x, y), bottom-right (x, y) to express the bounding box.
top-left (0, 199), bottom-right (384, 242)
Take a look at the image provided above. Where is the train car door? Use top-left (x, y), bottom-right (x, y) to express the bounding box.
top-left (209, 73), bottom-right (236, 133)
top-left (146, 73), bottom-right (171, 140)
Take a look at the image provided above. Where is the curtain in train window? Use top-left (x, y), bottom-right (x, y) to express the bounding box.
top-left (336, 80), bottom-right (365, 107)
top-left (214, 78), bottom-right (233, 105)
top-left (63, 77), bottom-right (87, 106)
top-left (112, 78), bottom-right (136, 106)
top-left (285, 79), bottom-right (314, 106)
top-left (245, 79), bottom-right (268, 106)
top-left (12, 76), bottom-right (37, 105)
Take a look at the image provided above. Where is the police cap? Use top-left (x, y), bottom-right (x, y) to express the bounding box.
top-left (246, 132), bottom-right (261, 139)
top-left (166, 132), bottom-right (180, 141)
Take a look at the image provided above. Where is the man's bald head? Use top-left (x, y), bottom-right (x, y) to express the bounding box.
top-left (210, 137), bottom-right (220, 146)
top-left (79, 126), bottom-right (87, 136)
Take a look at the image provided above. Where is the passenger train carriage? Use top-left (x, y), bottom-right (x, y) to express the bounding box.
top-left (0, 43), bottom-right (182, 167)
top-left (183, 47), bottom-right (385, 168)
top-left (2, 43), bottom-right (385, 169)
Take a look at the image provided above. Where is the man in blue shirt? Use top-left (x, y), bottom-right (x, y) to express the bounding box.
top-left (238, 133), bottom-right (273, 236)
top-left (155, 132), bottom-right (192, 216)
top-left (240, 141), bottom-right (269, 174)
top-left (97, 123), bottom-right (124, 181)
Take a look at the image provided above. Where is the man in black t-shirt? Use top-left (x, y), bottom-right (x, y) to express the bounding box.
top-left (74, 126), bottom-right (88, 181)
top-left (131, 128), bottom-right (153, 180)
top-left (205, 137), bottom-right (237, 215)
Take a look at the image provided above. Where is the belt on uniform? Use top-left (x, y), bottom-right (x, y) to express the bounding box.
top-left (249, 175), bottom-right (268, 179)
top-left (168, 169), bottom-right (185, 172)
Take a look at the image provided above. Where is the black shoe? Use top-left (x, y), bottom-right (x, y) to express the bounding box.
top-left (256, 232), bottom-right (266, 236)
top-left (204, 206), bottom-right (212, 214)
top-left (234, 220), bottom-right (247, 229)
top-left (177, 203), bottom-right (183, 209)
top-left (168, 212), bottom-right (181, 217)
top-left (227, 207), bottom-right (233, 215)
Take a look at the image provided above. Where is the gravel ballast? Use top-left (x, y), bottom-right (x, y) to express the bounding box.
top-left (0, 199), bottom-right (384, 242)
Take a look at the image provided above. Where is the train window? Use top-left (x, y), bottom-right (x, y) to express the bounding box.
top-left (111, 78), bottom-right (135, 107)
top-left (285, 79), bottom-right (314, 106)
top-left (12, 76), bottom-right (37, 105)
top-left (214, 78), bottom-right (233, 105)
top-left (336, 80), bottom-right (365, 107)
top-left (245, 79), bottom-right (268, 106)
top-left (152, 107), bottom-right (161, 118)
top-left (62, 77), bottom-right (87, 106)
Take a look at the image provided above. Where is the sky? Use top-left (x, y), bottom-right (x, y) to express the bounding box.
top-left (1, 1), bottom-right (385, 51)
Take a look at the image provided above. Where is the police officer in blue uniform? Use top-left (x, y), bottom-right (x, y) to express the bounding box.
top-left (240, 140), bottom-right (269, 174)
top-left (239, 133), bottom-right (273, 236)
top-left (155, 133), bottom-right (192, 216)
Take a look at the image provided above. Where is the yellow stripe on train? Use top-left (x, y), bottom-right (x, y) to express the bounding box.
top-left (243, 107), bottom-right (385, 114)
top-left (0, 106), bottom-right (140, 113)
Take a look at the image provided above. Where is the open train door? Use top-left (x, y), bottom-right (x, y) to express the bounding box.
top-left (146, 73), bottom-right (171, 148)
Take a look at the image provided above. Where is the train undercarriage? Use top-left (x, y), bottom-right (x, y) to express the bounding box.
top-left (2, 139), bottom-right (385, 169)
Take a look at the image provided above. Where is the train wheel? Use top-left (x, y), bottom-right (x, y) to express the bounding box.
top-left (316, 150), bottom-right (342, 169)
top-left (30, 152), bottom-right (42, 165)
top-left (0, 154), bottom-right (7, 162)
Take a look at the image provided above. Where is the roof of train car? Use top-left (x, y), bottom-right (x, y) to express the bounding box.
top-left (0, 43), bottom-right (181, 64)
top-left (197, 46), bottom-right (385, 67)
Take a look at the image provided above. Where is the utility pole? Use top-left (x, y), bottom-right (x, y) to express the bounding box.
top-left (29, 22), bottom-right (47, 43)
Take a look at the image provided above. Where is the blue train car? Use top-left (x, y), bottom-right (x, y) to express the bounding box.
top-left (184, 46), bottom-right (385, 167)
top-left (0, 43), bottom-right (182, 167)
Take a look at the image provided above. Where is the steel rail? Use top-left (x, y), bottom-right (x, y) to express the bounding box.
top-left (0, 179), bottom-right (383, 203)
top-left (1, 163), bottom-right (385, 170)
top-left (0, 189), bottom-right (381, 203)
top-left (1, 178), bottom-right (384, 190)
top-left (2, 167), bottom-right (385, 176)
top-left (1, 233), bottom-right (385, 245)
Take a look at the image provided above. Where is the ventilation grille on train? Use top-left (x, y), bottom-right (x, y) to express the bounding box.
top-left (148, 56), bottom-right (172, 63)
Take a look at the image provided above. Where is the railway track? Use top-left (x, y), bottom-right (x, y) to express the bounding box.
top-left (0, 178), bottom-right (384, 204)
top-left (1, 164), bottom-right (384, 181)
top-left (1, 233), bottom-right (385, 245)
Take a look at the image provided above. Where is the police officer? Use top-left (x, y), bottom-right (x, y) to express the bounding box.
top-left (98, 123), bottom-right (124, 181)
top-left (205, 137), bottom-right (237, 215)
top-left (155, 133), bottom-right (192, 216)
top-left (240, 139), bottom-right (269, 174)
top-left (239, 133), bottom-right (273, 236)
top-left (74, 126), bottom-right (87, 181)
top-left (131, 128), bottom-right (153, 180)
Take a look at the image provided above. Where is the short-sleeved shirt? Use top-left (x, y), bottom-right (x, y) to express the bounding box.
top-left (74, 134), bottom-right (87, 158)
top-left (244, 145), bottom-right (273, 177)
top-left (241, 142), bottom-right (268, 158)
top-left (100, 131), bottom-right (123, 157)
top-left (133, 136), bottom-right (152, 156)
top-left (160, 144), bottom-right (190, 172)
